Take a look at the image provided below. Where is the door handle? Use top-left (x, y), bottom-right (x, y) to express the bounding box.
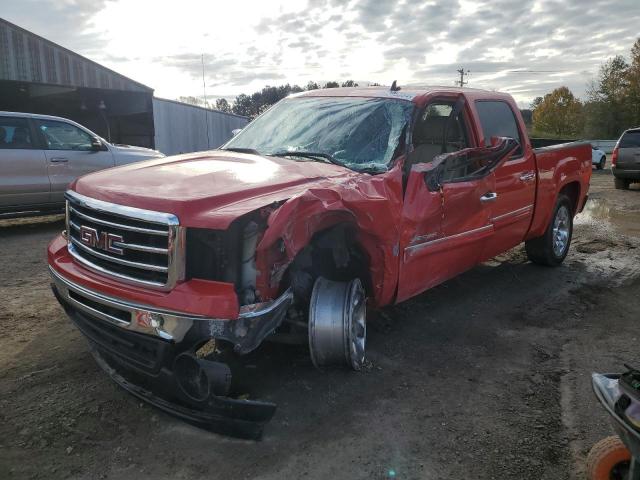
top-left (519, 171), bottom-right (536, 182)
top-left (50, 157), bottom-right (68, 163)
top-left (480, 192), bottom-right (498, 203)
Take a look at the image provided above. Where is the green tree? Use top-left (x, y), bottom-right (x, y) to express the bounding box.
top-left (585, 55), bottom-right (630, 138)
top-left (532, 86), bottom-right (583, 137)
top-left (215, 98), bottom-right (231, 113)
top-left (627, 38), bottom-right (640, 127)
top-left (341, 80), bottom-right (358, 87)
top-left (530, 96), bottom-right (543, 111)
top-left (324, 81), bottom-right (339, 88)
top-left (305, 81), bottom-right (320, 90)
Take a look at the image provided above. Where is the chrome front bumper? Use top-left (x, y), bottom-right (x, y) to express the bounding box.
top-left (49, 266), bottom-right (293, 353)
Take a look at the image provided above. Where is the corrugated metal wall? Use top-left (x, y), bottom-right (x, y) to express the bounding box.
top-left (152, 98), bottom-right (249, 156)
top-left (0, 18), bottom-right (150, 92)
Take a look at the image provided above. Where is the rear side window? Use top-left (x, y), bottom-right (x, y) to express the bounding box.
top-left (37, 120), bottom-right (93, 151)
top-left (475, 101), bottom-right (523, 156)
top-left (0, 117), bottom-right (34, 149)
top-left (620, 131), bottom-right (640, 148)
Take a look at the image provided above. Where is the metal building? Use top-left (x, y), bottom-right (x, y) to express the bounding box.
top-left (0, 18), bottom-right (248, 154)
top-left (153, 98), bottom-right (248, 155)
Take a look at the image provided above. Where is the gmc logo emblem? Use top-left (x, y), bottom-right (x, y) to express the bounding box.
top-left (79, 225), bottom-right (124, 255)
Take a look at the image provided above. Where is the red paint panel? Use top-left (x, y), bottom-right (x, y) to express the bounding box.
top-left (526, 143), bottom-right (591, 239)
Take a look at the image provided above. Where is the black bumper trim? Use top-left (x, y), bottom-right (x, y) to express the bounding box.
top-left (91, 346), bottom-right (275, 440)
top-left (52, 285), bottom-right (277, 439)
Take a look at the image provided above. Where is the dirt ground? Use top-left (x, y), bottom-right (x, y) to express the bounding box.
top-left (1, 170), bottom-right (640, 480)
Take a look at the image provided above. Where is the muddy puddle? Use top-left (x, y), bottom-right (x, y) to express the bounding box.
top-left (575, 197), bottom-right (640, 237)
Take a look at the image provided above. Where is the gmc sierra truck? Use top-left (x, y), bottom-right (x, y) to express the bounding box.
top-left (48, 86), bottom-right (592, 438)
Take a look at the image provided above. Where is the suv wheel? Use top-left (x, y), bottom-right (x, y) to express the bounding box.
top-left (525, 194), bottom-right (573, 266)
top-left (598, 156), bottom-right (606, 170)
top-left (614, 177), bottom-right (630, 190)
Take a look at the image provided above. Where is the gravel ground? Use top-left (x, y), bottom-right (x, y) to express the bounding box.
top-left (1, 170), bottom-right (639, 480)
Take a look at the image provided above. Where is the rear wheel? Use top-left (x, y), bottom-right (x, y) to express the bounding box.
top-left (308, 277), bottom-right (366, 370)
top-left (586, 436), bottom-right (631, 480)
top-left (525, 194), bottom-right (573, 266)
top-left (597, 156), bottom-right (606, 170)
top-left (614, 177), bottom-right (630, 190)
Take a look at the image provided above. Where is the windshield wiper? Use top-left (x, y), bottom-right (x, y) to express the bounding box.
top-left (221, 147), bottom-right (261, 155)
top-left (270, 151), bottom-right (344, 167)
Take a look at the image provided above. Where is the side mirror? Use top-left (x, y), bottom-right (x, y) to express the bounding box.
top-left (90, 138), bottom-right (103, 151)
top-left (423, 137), bottom-right (519, 192)
top-left (231, 128), bottom-right (242, 137)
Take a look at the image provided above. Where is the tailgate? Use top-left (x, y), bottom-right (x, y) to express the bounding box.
top-left (618, 147), bottom-right (640, 168)
top-left (618, 130), bottom-right (640, 168)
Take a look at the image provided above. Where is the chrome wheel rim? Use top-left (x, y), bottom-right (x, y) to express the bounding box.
top-left (552, 205), bottom-right (570, 257)
top-left (347, 280), bottom-right (366, 370)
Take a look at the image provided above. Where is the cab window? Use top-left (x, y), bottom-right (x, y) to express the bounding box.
top-left (475, 100), bottom-right (523, 156)
top-left (412, 102), bottom-right (469, 164)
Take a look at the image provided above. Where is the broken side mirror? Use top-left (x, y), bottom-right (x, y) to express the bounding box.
top-left (423, 137), bottom-right (519, 192)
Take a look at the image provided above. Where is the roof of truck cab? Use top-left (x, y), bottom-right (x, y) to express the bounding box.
top-left (293, 86), bottom-right (514, 102)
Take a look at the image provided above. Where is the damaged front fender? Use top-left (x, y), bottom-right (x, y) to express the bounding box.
top-left (254, 163), bottom-right (406, 306)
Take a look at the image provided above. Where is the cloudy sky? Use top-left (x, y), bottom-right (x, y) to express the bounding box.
top-left (2, 0), bottom-right (639, 107)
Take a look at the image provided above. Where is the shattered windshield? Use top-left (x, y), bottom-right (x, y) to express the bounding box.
top-left (223, 96), bottom-right (414, 173)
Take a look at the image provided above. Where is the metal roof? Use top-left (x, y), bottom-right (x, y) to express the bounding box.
top-left (0, 17), bottom-right (152, 93)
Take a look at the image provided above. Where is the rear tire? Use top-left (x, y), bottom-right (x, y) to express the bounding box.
top-left (597, 156), bottom-right (605, 170)
top-left (525, 194), bottom-right (573, 266)
top-left (586, 435), bottom-right (630, 480)
top-left (614, 177), bottom-right (630, 190)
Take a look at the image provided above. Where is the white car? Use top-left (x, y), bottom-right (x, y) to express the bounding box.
top-left (592, 145), bottom-right (606, 170)
top-left (0, 111), bottom-right (164, 216)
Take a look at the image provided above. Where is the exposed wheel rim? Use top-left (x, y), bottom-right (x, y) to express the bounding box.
top-left (308, 277), bottom-right (367, 370)
top-left (552, 205), bottom-right (570, 257)
top-left (346, 279), bottom-right (366, 370)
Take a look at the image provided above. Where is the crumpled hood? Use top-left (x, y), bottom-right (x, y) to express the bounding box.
top-left (73, 150), bottom-right (357, 228)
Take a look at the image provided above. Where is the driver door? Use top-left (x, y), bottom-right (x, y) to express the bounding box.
top-left (398, 164), bottom-right (496, 302)
top-left (35, 119), bottom-right (114, 203)
top-left (397, 99), bottom-right (515, 302)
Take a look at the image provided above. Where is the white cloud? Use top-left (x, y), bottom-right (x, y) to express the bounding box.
top-left (2, 0), bottom-right (639, 105)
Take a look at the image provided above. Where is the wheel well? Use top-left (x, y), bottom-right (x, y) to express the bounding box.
top-left (284, 223), bottom-right (372, 305)
top-left (559, 181), bottom-right (581, 214)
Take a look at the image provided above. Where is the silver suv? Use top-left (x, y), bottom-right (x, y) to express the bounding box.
top-left (0, 111), bottom-right (164, 216)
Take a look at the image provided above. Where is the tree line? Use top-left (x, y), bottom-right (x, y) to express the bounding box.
top-left (531, 37), bottom-right (640, 139)
top-left (178, 80), bottom-right (371, 118)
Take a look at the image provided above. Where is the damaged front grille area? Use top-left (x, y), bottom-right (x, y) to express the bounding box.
top-left (185, 216), bottom-right (264, 306)
top-left (185, 227), bottom-right (240, 284)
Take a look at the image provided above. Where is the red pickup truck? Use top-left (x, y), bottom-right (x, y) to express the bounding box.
top-left (48, 86), bottom-right (591, 438)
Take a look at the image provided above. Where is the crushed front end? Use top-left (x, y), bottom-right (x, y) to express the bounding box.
top-left (48, 191), bottom-right (292, 439)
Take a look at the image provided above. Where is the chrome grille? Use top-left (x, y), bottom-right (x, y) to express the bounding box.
top-left (65, 191), bottom-right (184, 289)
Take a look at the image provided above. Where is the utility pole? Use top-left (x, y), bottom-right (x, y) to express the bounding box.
top-left (456, 67), bottom-right (470, 87)
top-left (201, 53), bottom-right (211, 149)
